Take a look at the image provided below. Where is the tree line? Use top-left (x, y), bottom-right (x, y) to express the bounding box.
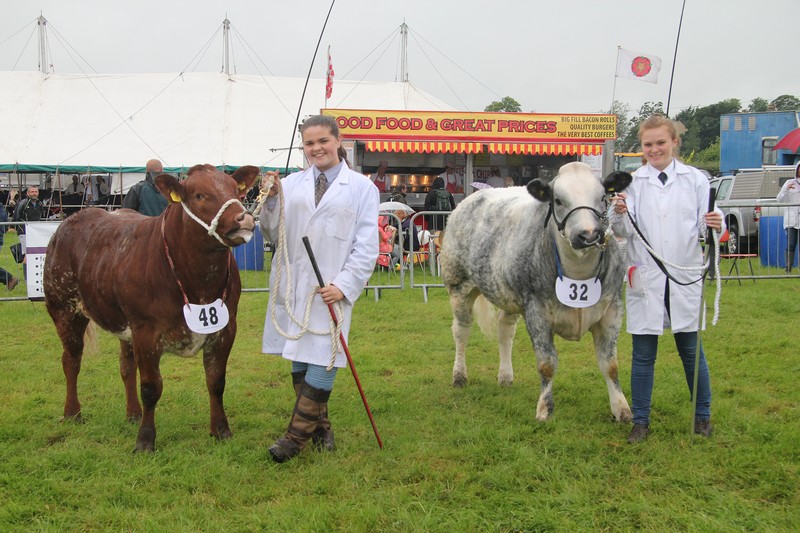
top-left (485, 94), bottom-right (800, 174)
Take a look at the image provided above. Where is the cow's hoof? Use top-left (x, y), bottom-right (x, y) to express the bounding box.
top-left (497, 374), bottom-right (513, 386)
top-left (452, 375), bottom-right (467, 387)
top-left (133, 441), bottom-right (155, 453)
top-left (615, 408), bottom-right (633, 423)
top-left (60, 412), bottom-right (84, 424)
top-left (127, 413), bottom-right (142, 424)
top-left (213, 428), bottom-right (233, 440)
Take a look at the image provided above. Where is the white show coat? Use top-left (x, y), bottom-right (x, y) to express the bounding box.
top-left (614, 160), bottom-right (725, 335)
top-left (260, 165), bottom-right (379, 367)
top-left (776, 165), bottom-right (800, 229)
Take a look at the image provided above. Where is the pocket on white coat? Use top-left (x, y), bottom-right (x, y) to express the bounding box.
top-left (325, 208), bottom-right (355, 240)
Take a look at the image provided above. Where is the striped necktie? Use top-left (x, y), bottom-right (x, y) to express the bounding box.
top-left (315, 172), bottom-right (328, 206)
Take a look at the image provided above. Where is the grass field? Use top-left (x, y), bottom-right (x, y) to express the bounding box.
top-left (0, 231), bottom-right (799, 531)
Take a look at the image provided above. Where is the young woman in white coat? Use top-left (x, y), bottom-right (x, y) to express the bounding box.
top-left (259, 115), bottom-right (379, 462)
top-left (776, 162), bottom-right (800, 273)
top-left (612, 115), bottom-right (724, 444)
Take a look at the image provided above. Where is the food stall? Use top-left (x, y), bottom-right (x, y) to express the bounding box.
top-left (322, 109), bottom-right (616, 209)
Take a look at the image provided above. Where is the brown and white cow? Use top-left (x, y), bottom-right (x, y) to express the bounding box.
top-left (43, 164), bottom-right (259, 452)
top-left (441, 162), bottom-right (633, 423)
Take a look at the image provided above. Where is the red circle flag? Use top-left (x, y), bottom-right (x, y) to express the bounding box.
top-left (631, 56), bottom-right (652, 78)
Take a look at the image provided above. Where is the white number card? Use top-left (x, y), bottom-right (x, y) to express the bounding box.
top-left (555, 276), bottom-right (602, 308)
top-left (183, 299), bottom-right (230, 334)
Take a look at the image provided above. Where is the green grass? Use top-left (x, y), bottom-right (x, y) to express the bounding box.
top-left (0, 237), bottom-right (798, 530)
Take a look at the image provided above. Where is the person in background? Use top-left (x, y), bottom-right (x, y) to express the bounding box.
top-left (122, 159), bottom-right (168, 216)
top-left (612, 115), bottom-right (724, 444)
top-left (504, 176), bottom-right (515, 188)
top-left (423, 177), bottom-right (454, 233)
top-left (776, 162), bottom-right (800, 273)
top-left (376, 215), bottom-right (397, 270)
top-left (0, 203), bottom-right (20, 291)
top-left (95, 176), bottom-right (110, 205)
top-left (12, 185), bottom-right (44, 279)
top-left (64, 174), bottom-right (85, 196)
top-left (371, 160), bottom-right (389, 193)
top-left (259, 114), bottom-right (378, 463)
top-left (439, 162), bottom-right (459, 193)
top-left (486, 167), bottom-right (505, 188)
top-left (389, 183), bottom-right (409, 204)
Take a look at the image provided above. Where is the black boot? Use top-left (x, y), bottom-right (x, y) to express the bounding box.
top-left (269, 381), bottom-right (331, 463)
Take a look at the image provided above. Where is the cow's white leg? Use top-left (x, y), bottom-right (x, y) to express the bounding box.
top-left (496, 310), bottom-right (518, 386)
top-left (451, 288), bottom-right (478, 387)
top-left (525, 307), bottom-right (558, 421)
top-left (590, 311), bottom-right (632, 423)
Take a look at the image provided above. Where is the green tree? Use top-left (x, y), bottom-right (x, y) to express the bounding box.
top-left (610, 100), bottom-right (631, 147)
top-left (673, 99), bottom-right (741, 156)
top-left (747, 97), bottom-right (769, 112)
top-left (770, 94), bottom-right (800, 111)
top-left (484, 96), bottom-right (522, 113)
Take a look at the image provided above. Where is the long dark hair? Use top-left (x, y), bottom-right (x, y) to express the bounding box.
top-left (299, 114), bottom-right (340, 138)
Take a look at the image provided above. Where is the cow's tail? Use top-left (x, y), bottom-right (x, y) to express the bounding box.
top-left (83, 321), bottom-right (99, 355)
top-left (473, 295), bottom-right (499, 339)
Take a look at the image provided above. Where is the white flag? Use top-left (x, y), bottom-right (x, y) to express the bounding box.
top-left (616, 48), bottom-right (662, 84)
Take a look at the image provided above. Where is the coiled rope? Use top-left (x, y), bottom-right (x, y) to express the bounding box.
top-left (256, 177), bottom-right (343, 369)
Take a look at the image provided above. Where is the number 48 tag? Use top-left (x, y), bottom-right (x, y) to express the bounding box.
top-left (555, 276), bottom-right (602, 309)
top-left (183, 299), bottom-right (230, 334)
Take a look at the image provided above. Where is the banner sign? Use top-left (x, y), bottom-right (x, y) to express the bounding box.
top-left (322, 109), bottom-right (616, 142)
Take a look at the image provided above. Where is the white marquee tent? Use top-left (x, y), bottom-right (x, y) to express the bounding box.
top-left (0, 71), bottom-right (455, 190)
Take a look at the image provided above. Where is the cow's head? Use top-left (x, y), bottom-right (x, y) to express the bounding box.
top-left (155, 164), bottom-right (259, 247)
top-left (527, 162), bottom-right (631, 249)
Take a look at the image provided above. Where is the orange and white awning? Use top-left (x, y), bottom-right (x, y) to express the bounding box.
top-left (486, 143), bottom-right (603, 156)
top-left (364, 140), bottom-right (603, 156)
top-left (365, 141), bottom-right (483, 153)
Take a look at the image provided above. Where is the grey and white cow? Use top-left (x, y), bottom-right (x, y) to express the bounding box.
top-left (440, 162), bottom-right (633, 422)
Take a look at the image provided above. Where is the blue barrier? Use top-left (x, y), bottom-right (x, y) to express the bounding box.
top-left (232, 230), bottom-right (264, 271)
top-left (759, 215), bottom-right (799, 268)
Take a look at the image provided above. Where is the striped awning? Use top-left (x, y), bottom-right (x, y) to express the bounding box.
top-left (364, 140), bottom-right (603, 156)
top-left (365, 141), bottom-right (483, 154)
top-left (487, 143), bottom-right (603, 156)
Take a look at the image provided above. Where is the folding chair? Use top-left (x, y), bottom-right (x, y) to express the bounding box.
top-left (717, 229), bottom-right (756, 285)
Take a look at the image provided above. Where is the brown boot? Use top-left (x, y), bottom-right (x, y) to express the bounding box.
top-left (291, 371), bottom-right (334, 451)
top-left (269, 381), bottom-right (330, 463)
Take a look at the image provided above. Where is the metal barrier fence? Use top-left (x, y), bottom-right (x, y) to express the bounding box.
top-left (3, 205), bottom-right (798, 303)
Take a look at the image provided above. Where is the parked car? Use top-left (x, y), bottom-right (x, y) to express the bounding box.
top-left (711, 165), bottom-right (796, 253)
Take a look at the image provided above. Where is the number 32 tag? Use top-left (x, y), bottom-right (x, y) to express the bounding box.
top-left (555, 276), bottom-right (602, 308)
top-left (183, 299), bottom-right (230, 334)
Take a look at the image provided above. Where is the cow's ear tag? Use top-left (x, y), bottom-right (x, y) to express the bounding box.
top-left (170, 191), bottom-right (182, 203)
top-left (237, 182), bottom-right (246, 191)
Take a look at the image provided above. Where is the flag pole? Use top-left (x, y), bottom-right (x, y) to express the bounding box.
top-left (610, 45), bottom-right (620, 113)
top-left (665, 0), bottom-right (687, 117)
top-left (324, 45), bottom-right (330, 109)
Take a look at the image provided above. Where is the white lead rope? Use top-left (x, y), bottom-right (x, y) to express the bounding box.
top-left (610, 209), bottom-right (722, 326)
top-left (257, 176), bottom-right (343, 370)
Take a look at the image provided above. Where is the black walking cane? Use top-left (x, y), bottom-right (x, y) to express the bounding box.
top-left (691, 188), bottom-right (716, 435)
top-left (301, 236), bottom-right (384, 449)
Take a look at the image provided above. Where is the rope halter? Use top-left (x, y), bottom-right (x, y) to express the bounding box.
top-left (180, 198), bottom-right (249, 247)
top-left (544, 195), bottom-right (611, 250)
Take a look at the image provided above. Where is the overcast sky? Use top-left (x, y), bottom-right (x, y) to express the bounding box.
top-left (1, 0), bottom-right (797, 117)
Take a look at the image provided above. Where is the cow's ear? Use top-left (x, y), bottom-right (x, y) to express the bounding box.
top-left (527, 179), bottom-right (552, 203)
top-left (232, 165), bottom-right (260, 193)
top-left (603, 171), bottom-right (632, 194)
top-left (154, 173), bottom-right (185, 204)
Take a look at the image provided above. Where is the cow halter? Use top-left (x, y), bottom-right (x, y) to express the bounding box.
top-left (161, 216), bottom-right (231, 306)
top-left (544, 196), bottom-right (611, 250)
top-left (180, 198), bottom-right (247, 247)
